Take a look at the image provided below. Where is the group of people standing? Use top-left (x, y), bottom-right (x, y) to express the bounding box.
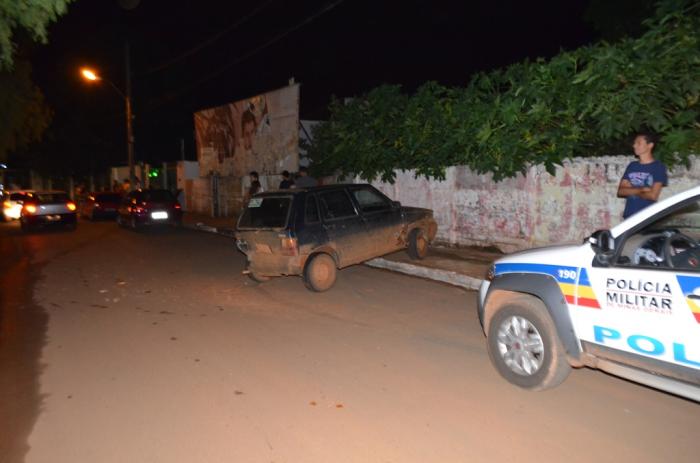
top-left (247, 167), bottom-right (318, 198)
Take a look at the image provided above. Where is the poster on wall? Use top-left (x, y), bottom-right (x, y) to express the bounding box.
top-left (194, 84), bottom-right (300, 177)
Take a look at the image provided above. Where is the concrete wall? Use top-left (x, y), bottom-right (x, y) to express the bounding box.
top-left (369, 155), bottom-right (700, 252)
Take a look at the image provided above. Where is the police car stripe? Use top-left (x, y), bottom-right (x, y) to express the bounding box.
top-left (675, 275), bottom-right (700, 324)
top-left (495, 263), bottom-right (601, 309)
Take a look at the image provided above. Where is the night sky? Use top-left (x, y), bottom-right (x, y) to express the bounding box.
top-left (30, 0), bottom-right (595, 166)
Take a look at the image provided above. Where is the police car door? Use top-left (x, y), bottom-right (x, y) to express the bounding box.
top-left (580, 201), bottom-right (700, 386)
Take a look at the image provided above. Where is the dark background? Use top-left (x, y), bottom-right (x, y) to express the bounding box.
top-left (29, 0), bottom-right (605, 169)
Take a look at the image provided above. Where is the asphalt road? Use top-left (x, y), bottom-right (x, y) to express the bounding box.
top-left (1, 219), bottom-right (698, 463)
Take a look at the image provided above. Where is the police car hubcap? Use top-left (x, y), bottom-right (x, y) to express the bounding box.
top-left (496, 316), bottom-right (545, 376)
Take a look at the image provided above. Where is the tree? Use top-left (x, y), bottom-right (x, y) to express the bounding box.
top-left (308, 0), bottom-right (700, 182)
top-left (0, 0), bottom-right (73, 69)
top-left (0, 59), bottom-right (52, 162)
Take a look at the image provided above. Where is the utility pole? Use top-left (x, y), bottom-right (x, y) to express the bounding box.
top-left (125, 41), bottom-right (135, 191)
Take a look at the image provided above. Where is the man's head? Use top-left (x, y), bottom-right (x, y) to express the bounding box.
top-left (298, 166), bottom-right (308, 177)
top-left (249, 171), bottom-right (259, 181)
top-left (633, 131), bottom-right (657, 159)
top-left (282, 170), bottom-right (290, 179)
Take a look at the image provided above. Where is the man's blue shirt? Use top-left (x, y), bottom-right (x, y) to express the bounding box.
top-left (622, 160), bottom-right (668, 218)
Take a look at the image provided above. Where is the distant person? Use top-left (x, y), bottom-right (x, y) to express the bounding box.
top-left (249, 171), bottom-right (264, 193)
top-left (617, 131), bottom-right (668, 219)
top-left (112, 180), bottom-right (120, 192)
top-left (122, 179), bottom-right (131, 193)
top-left (293, 166), bottom-right (317, 188)
top-left (278, 170), bottom-right (294, 189)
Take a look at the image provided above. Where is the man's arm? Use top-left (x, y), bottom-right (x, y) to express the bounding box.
top-left (617, 179), bottom-right (662, 201)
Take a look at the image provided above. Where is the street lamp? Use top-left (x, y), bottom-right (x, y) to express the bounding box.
top-left (80, 61), bottom-right (135, 192)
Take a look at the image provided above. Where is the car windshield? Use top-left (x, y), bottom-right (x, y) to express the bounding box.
top-left (238, 196), bottom-right (292, 229)
top-left (139, 190), bottom-right (174, 202)
top-left (95, 193), bottom-right (121, 202)
top-left (652, 199), bottom-right (700, 239)
top-left (33, 193), bottom-right (69, 203)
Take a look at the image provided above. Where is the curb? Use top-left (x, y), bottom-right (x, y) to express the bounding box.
top-left (185, 223), bottom-right (483, 290)
top-left (365, 258), bottom-right (483, 290)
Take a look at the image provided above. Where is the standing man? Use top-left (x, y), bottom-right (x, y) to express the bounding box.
top-left (293, 166), bottom-right (318, 188)
top-left (617, 131), bottom-right (668, 219)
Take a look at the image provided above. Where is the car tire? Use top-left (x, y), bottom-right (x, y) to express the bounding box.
top-left (303, 253), bottom-right (337, 292)
top-left (66, 222), bottom-right (77, 231)
top-left (486, 296), bottom-right (571, 391)
top-left (407, 228), bottom-right (428, 260)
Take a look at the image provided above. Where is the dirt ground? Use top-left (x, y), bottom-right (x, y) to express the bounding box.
top-left (1, 220), bottom-right (698, 462)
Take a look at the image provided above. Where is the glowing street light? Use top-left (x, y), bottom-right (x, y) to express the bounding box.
top-left (80, 56), bottom-right (135, 191)
top-left (80, 68), bottom-right (99, 81)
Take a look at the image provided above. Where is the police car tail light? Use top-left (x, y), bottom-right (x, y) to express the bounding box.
top-left (66, 202), bottom-right (77, 211)
top-left (3, 200), bottom-right (10, 209)
top-left (24, 204), bottom-right (37, 214)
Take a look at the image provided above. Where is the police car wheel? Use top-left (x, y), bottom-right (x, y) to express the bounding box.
top-left (487, 297), bottom-right (570, 390)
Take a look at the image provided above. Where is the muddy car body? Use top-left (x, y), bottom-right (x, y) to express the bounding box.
top-left (235, 184), bottom-right (437, 291)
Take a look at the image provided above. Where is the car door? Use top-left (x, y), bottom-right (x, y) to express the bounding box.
top-left (348, 185), bottom-right (403, 257)
top-left (318, 188), bottom-right (368, 266)
top-left (578, 200), bottom-right (700, 385)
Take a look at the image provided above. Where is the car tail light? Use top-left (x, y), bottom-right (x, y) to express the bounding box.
top-left (67, 202), bottom-right (77, 211)
top-left (174, 202), bottom-right (181, 209)
top-left (24, 204), bottom-right (37, 214)
top-left (280, 235), bottom-right (298, 256)
top-left (3, 200), bottom-right (10, 209)
top-left (94, 202), bottom-right (100, 208)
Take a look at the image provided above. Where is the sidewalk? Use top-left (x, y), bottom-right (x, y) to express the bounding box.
top-left (182, 211), bottom-right (500, 290)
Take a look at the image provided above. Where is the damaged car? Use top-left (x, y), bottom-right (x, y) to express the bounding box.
top-left (235, 184), bottom-right (437, 291)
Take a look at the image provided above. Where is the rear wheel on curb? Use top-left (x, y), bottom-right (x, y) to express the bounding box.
top-left (407, 228), bottom-right (428, 260)
top-left (486, 296), bottom-right (571, 391)
top-left (303, 253), bottom-right (337, 292)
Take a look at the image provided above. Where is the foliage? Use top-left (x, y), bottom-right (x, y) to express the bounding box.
top-left (307, 0), bottom-right (700, 182)
top-left (0, 59), bottom-right (52, 162)
top-left (0, 0), bottom-right (73, 69)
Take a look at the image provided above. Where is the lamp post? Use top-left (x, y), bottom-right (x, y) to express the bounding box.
top-left (80, 49), bottom-right (135, 191)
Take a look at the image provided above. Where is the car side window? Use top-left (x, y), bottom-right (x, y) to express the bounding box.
top-left (305, 195), bottom-right (320, 224)
top-left (351, 186), bottom-right (391, 213)
top-left (319, 190), bottom-right (357, 221)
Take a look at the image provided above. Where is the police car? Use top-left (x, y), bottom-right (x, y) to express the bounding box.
top-left (478, 186), bottom-right (700, 401)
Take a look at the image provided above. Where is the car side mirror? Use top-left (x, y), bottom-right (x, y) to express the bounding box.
top-left (588, 229), bottom-right (614, 265)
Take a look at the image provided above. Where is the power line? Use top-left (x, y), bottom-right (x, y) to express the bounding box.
top-left (142, 0), bottom-right (345, 114)
top-left (140, 0), bottom-right (275, 76)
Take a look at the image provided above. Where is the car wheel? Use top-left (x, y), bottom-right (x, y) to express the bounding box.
top-left (487, 295), bottom-right (570, 391)
top-left (303, 253), bottom-right (337, 292)
top-left (407, 228), bottom-right (429, 260)
top-left (66, 222), bottom-right (77, 231)
top-left (248, 272), bottom-right (271, 283)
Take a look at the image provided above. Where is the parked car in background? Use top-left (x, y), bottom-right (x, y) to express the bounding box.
top-left (235, 184), bottom-right (437, 292)
top-left (80, 192), bottom-right (122, 220)
top-left (478, 185), bottom-right (700, 402)
top-left (117, 189), bottom-right (183, 230)
top-left (3, 190), bottom-right (35, 221)
top-left (20, 191), bottom-right (77, 232)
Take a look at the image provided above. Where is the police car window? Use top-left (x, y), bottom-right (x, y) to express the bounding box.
top-left (618, 199), bottom-right (700, 270)
top-left (351, 187), bottom-right (391, 213)
top-left (305, 195), bottom-right (319, 223)
top-left (319, 190), bottom-right (357, 220)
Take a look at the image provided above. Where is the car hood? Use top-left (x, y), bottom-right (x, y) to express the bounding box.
top-left (493, 243), bottom-right (593, 270)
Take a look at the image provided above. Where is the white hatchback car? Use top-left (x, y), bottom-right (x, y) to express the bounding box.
top-left (479, 186), bottom-right (700, 401)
